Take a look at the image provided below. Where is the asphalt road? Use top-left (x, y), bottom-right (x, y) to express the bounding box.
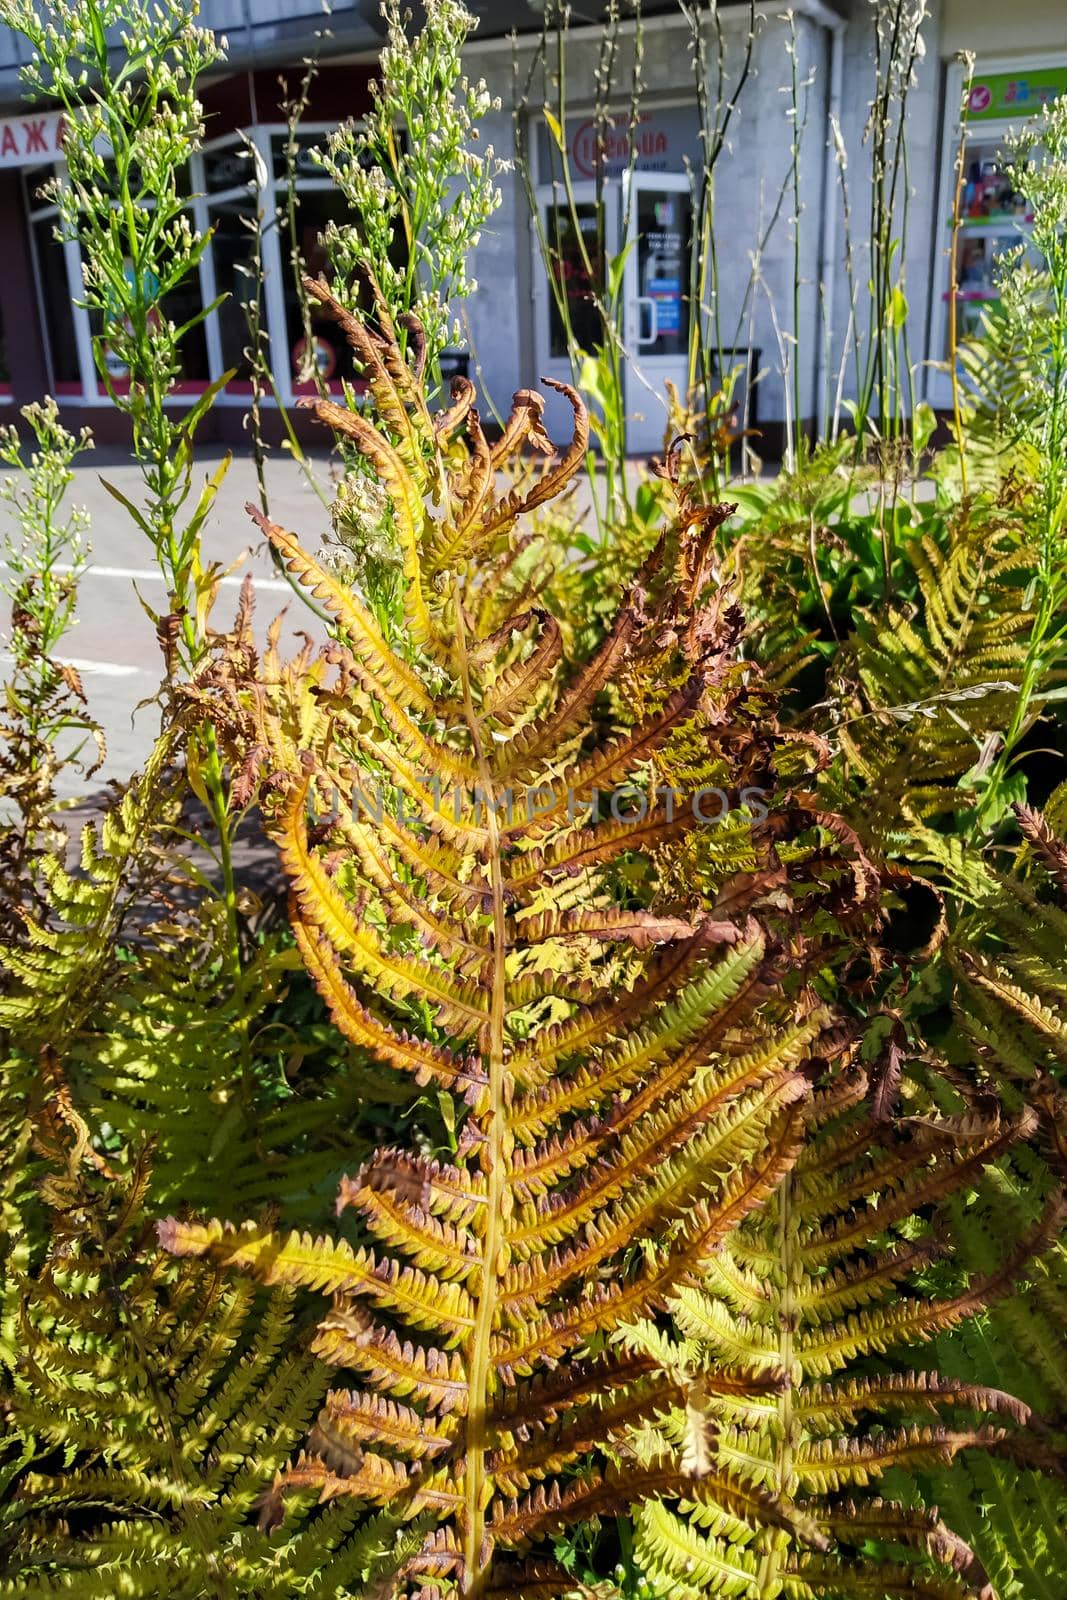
top-left (7, 444), bottom-right (627, 802)
top-left (16, 448), bottom-right (339, 797)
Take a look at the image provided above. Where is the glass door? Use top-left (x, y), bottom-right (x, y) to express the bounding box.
top-left (623, 171), bottom-right (693, 457)
top-left (532, 181), bottom-right (619, 436)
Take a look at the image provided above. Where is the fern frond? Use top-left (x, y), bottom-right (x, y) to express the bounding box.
top-left (0, 1096), bottom-right (410, 1599)
top-left (630, 1078), bottom-right (1038, 1599)
top-left (159, 297), bottom-right (876, 1595)
top-left (913, 815), bottom-right (1067, 1599)
top-left (826, 511), bottom-right (1033, 835)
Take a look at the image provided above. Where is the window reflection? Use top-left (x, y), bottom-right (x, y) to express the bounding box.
top-left (545, 202), bottom-right (604, 359)
top-left (282, 188), bottom-right (358, 390)
top-left (31, 218), bottom-right (79, 390)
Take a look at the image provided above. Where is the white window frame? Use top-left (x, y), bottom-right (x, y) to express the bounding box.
top-left (25, 119), bottom-right (356, 409)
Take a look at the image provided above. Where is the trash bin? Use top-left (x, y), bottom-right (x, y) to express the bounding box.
top-left (439, 349), bottom-right (470, 384)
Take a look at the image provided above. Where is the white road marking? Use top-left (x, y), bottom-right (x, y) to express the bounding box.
top-left (0, 652), bottom-right (144, 678)
top-left (59, 656), bottom-right (144, 678)
top-left (63, 563), bottom-right (294, 594)
top-left (1, 559), bottom-right (294, 594)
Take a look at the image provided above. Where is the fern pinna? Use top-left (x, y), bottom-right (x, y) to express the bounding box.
top-left (947, 798), bottom-right (1067, 1166)
top-left (628, 1071), bottom-right (1049, 1600)
top-left (160, 279), bottom-right (855, 1598)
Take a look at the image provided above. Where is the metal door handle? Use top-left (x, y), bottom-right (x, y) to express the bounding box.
top-left (636, 295), bottom-right (659, 346)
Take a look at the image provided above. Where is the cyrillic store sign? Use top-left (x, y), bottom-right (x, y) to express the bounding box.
top-left (0, 111), bottom-right (65, 168)
top-left (967, 69), bottom-right (1067, 123)
top-left (536, 104), bottom-right (702, 181)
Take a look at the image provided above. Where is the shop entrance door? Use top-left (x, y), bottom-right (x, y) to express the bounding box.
top-left (531, 171), bottom-right (693, 455)
top-left (532, 182), bottom-right (619, 438)
top-left (622, 171), bottom-right (694, 457)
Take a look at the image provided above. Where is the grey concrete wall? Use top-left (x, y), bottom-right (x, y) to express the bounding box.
top-left (460, 2), bottom-right (961, 445)
top-left (821, 0), bottom-right (946, 427)
top-left (463, 8), bottom-right (842, 448)
top-left (704, 8), bottom-right (830, 436)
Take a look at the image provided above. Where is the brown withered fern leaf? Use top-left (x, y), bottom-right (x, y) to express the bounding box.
top-left (160, 279), bottom-right (874, 1599)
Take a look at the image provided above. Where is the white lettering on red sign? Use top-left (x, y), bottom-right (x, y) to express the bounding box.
top-left (0, 113), bottom-right (65, 169)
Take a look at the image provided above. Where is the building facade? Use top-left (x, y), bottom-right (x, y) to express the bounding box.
top-left (0, 0), bottom-right (1062, 452)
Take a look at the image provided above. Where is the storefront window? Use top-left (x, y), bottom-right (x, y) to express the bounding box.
top-left (929, 61), bottom-right (1067, 409)
top-left (200, 129), bottom-right (370, 398)
top-left (211, 193), bottom-right (261, 378)
top-left (75, 158), bottom-right (210, 393)
top-left (202, 138), bottom-right (260, 390)
top-left (282, 188), bottom-right (359, 391)
top-left (24, 162), bottom-right (81, 394)
top-left (88, 272), bottom-right (209, 393)
top-left (18, 123), bottom-right (380, 408)
top-left (263, 126), bottom-right (412, 395)
top-left (22, 156), bottom-right (210, 397)
top-left (545, 201), bottom-right (605, 359)
top-left (271, 130), bottom-right (325, 183)
top-left (98, 154), bottom-right (193, 203)
top-left (265, 132), bottom-right (361, 392)
top-left (204, 141), bottom-right (253, 195)
top-left (31, 221), bottom-right (79, 388)
top-left (945, 136), bottom-right (1035, 353)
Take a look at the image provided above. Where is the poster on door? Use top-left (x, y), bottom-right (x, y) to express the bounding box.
top-left (640, 196), bottom-right (685, 337)
top-left (648, 278), bottom-right (681, 334)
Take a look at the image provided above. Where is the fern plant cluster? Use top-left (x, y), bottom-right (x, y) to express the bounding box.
top-left (1, 293), bottom-right (1066, 1598)
top-left (1, 1), bottom-right (1067, 1594)
top-left (662, 416), bottom-right (1067, 1600)
top-left (638, 265), bottom-right (1067, 1600)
